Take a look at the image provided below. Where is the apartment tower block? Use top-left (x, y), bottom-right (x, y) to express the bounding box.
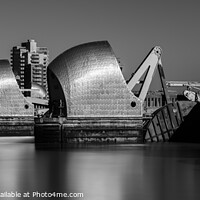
top-left (11, 39), bottom-right (49, 98)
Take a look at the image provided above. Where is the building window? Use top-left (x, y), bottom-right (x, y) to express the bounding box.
top-left (148, 98), bottom-right (151, 107)
top-left (151, 98), bottom-right (154, 106)
top-left (158, 98), bottom-right (161, 106)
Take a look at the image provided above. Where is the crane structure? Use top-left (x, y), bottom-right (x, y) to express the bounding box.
top-left (126, 48), bottom-right (200, 142)
top-left (127, 46), bottom-right (170, 104)
top-left (166, 81), bottom-right (200, 88)
top-left (166, 81), bottom-right (200, 102)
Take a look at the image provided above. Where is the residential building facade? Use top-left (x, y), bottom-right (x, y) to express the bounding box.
top-left (11, 39), bottom-right (49, 98)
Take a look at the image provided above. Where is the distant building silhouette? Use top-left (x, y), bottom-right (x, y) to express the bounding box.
top-left (10, 39), bottom-right (49, 98)
top-left (141, 91), bottom-right (179, 115)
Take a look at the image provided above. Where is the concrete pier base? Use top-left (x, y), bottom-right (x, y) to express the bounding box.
top-left (34, 117), bottom-right (144, 144)
top-left (0, 117), bottom-right (34, 136)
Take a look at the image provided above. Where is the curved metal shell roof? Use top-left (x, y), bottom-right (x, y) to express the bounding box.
top-left (48, 41), bottom-right (142, 117)
top-left (0, 60), bottom-right (34, 116)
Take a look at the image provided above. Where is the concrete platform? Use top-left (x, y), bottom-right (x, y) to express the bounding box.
top-left (0, 117), bottom-right (34, 136)
top-left (34, 117), bottom-right (144, 144)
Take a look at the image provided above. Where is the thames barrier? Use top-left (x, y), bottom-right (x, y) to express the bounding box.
top-left (0, 41), bottom-right (198, 143)
top-left (35, 41), bottom-right (144, 143)
top-left (0, 60), bottom-right (34, 135)
top-left (34, 41), bottom-right (196, 143)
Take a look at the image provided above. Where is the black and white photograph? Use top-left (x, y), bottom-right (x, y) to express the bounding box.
top-left (0, 0), bottom-right (200, 199)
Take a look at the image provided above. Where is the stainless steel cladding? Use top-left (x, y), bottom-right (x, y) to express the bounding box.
top-left (48, 41), bottom-right (142, 117)
top-left (0, 60), bottom-right (34, 116)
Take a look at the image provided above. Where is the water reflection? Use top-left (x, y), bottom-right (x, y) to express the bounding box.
top-left (0, 138), bottom-right (200, 200)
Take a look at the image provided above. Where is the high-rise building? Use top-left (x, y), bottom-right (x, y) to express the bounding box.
top-left (11, 39), bottom-right (49, 98)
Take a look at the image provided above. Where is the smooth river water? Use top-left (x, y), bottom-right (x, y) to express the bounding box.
top-left (0, 137), bottom-right (200, 200)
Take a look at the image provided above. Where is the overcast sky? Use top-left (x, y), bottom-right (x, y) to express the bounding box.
top-left (0, 0), bottom-right (200, 88)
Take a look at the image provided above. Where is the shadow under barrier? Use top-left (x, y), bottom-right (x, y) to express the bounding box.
top-left (169, 102), bottom-right (200, 143)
